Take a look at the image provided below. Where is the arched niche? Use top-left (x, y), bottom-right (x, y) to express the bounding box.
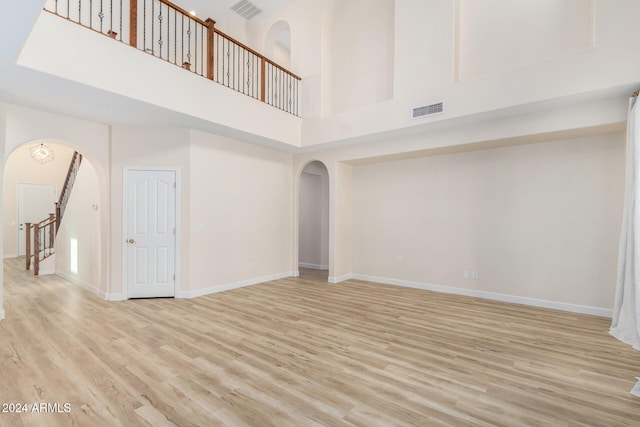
top-left (265, 20), bottom-right (292, 69)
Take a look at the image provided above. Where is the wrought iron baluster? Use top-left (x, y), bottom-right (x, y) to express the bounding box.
top-left (110, 0), bottom-right (113, 34)
top-left (151, 0), bottom-right (154, 54)
top-left (158, 4), bottom-right (163, 58)
top-left (296, 79), bottom-right (299, 115)
top-left (187, 18), bottom-right (191, 68)
top-left (289, 76), bottom-right (293, 114)
top-left (200, 24), bottom-right (204, 75)
top-left (194, 22), bottom-right (199, 74)
top-left (233, 42), bottom-right (236, 89)
top-left (225, 40), bottom-right (231, 86)
top-left (99, 0), bottom-right (104, 33)
top-left (143, 0), bottom-right (146, 51)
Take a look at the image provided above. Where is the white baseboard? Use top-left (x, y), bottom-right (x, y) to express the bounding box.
top-left (328, 273), bottom-right (353, 284)
top-left (3, 254), bottom-right (17, 259)
top-left (176, 271), bottom-right (297, 299)
top-left (56, 270), bottom-right (99, 295)
top-left (99, 291), bottom-right (124, 301)
top-left (352, 274), bottom-right (613, 318)
top-left (57, 271), bottom-right (124, 301)
top-left (38, 268), bottom-right (56, 276)
top-left (299, 263), bottom-right (329, 270)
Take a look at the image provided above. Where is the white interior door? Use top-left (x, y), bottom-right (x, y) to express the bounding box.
top-left (18, 183), bottom-right (57, 256)
top-left (125, 169), bottom-right (177, 298)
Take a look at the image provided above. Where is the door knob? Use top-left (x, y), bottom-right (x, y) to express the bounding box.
top-left (128, 239), bottom-right (135, 244)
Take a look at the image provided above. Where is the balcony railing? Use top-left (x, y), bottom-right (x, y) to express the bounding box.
top-left (43, 0), bottom-right (301, 116)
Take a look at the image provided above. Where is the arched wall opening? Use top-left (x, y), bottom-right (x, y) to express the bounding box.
top-left (265, 20), bottom-right (292, 70)
top-left (298, 160), bottom-right (330, 279)
top-left (3, 139), bottom-right (104, 293)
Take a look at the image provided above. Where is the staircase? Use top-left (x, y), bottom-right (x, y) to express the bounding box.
top-left (25, 151), bottom-right (82, 275)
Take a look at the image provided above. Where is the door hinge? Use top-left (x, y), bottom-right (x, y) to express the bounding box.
top-left (173, 274), bottom-right (176, 281)
top-left (173, 182), bottom-right (176, 189)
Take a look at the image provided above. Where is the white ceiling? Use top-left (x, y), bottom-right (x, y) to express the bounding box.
top-left (177, 0), bottom-right (294, 23)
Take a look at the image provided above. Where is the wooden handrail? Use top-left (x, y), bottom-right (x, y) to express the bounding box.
top-left (25, 222), bottom-right (31, 271)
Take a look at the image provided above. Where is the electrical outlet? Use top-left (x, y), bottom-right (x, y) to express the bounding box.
top-left (472, 271), bottom-right (479, 280)
top-left (463, 270), bottom-right (469, 279)
top-left (396, 255), bottom-right (403, 264)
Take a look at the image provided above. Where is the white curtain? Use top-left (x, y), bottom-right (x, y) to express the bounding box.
top-left (610, 95), bottom-right (640, 350)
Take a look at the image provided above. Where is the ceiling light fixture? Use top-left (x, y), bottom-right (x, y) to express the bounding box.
top-left (30, 143), bottom-right (54, 164)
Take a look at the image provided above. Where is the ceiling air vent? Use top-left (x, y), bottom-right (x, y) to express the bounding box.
top-left (230, 0), bottom-right (263, 20)
top-left (412, 102), bottom-right (444, 119)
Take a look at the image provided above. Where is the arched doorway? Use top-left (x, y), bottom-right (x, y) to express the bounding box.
top-left (3, 140), bottom-right (102, 286)
top-left (298, 161), bottom-right (329, 280)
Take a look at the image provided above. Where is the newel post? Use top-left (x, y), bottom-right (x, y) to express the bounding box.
top-left (55, 202), bottom-right (61, 232)
top-left (49, 213), bottom-right (56, 248)
top-left (25, 223), bottom-right (32, 270)
top-left (130, 0), bottom-right (138, 48)
top-left (33, 223), bottom-right (40, 276)
top-left (206, 18), bottom-right (216, 80)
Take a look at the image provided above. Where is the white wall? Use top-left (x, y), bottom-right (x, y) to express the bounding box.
top-left (55, 157), bottom-right (101, 291)
top-left (331, 161), bottom-right (352, 282)
top-left (188, 130), bottom-right (293, 295)
top-left (2, 142), bottom-right (74, 257)
top-left (323, 0), bottom-right (394, 115)
top-left (351, 133), bottom-right (624, 312)
top-left (594, 0), bottom-right (640, 45)
top-left (298, 0), bottom-right (640, 146)
top-left (109, 126), bottom-right (191, 299)
top-left (456, 0), bottom-right (593, 81)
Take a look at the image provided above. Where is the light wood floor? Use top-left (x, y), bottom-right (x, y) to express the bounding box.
top-left (1, 258), bottom-right (639, 426)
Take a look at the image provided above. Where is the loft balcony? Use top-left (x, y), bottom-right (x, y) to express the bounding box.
top-left (10, 0), bottom-right (302, 149)
top-left (43, 0), bottom-right (300, 116)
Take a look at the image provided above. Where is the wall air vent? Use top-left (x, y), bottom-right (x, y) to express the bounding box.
top-left (412, 102), bottom-right (444, 119)
top-left (230, 0), bottom-right (263, 20)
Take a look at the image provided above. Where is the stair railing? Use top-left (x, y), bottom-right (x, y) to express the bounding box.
top-left (56, 151), bottom-right (83, 232)
top-left (25, 151), bottom-right (82, 275)
top-left (42, 0), bottom-right (301, 116)
top-left (25, 214), bottom-right (57, 276)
